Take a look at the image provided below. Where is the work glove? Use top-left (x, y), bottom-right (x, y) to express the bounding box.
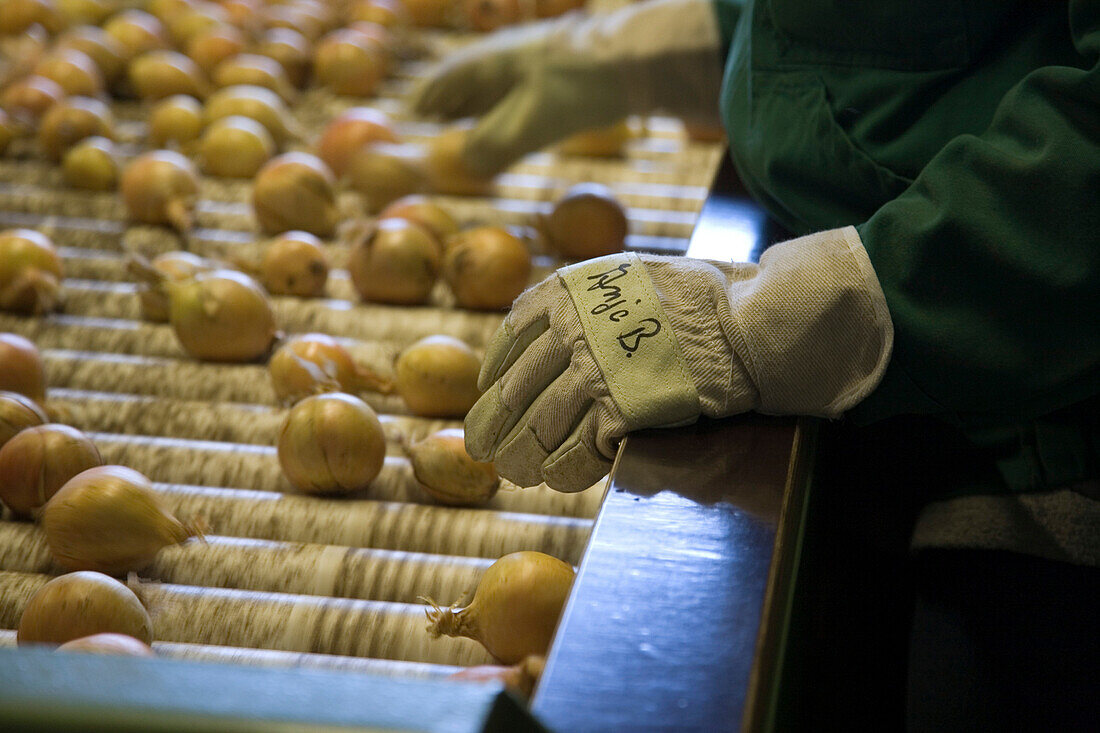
top-left (408, 0), bottom-right (724, 175)
top-left (464, 227), bottom-right (894, 492)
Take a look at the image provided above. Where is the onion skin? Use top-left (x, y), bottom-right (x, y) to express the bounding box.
top-left (313, 29), bottom-right (387, 97)
top-left (42, 465), bottom-right (200, 575)
top-left (394, 335), bottom-right (481, 418)
top-left (424, 552), bottom-right (574, 664)
top-left (347, 219), bottom-right (441, 305)
top-left (252, 152), bottom-right (339, 238)
top-left (259, 231), bottom-right (329, 297)
top-left (269, 333), bottom-right (393, 405)
top-left (449, 655), bottom-right (545, 699)
top-left (57, 632), bottom-right (155, 657)
top-left (0, 229), bottom-right (64, 315)
top-left (199, 115), bottom-right (275, 179)
top-left (405, 428), bottom-right (499, 506)
top-left (0, 333), bottom-right (48, 403)
top-left (120, 150), bottom-right (199, 232)
top-left (277, 392), bottom-right (387, 495)
top-left (315, 106), bottom-right (398, 179)
top-left (378, 195), bottom-right (457, 247)
top-left (0, 423), bottom-right (102, 518)
top-left (147, 94), bottom-right (203, 151)
top-left (442, 226), bottom-right (531, 310)
top-left (540, 183), bottom-right (628, 260)
top-left (168, 269), bottom-right (277, 363)
top-left (0, 391), bottom-right (48, 449)
top-left (38, 96), bottom-right (113, 162)
top-left (132, 251), bottom-right (218, 323)
top-left (62, 135), bottom-right (117, 191)
top-left (128, 50), bottom-right (210, 101)
top-left (17, 571), bottom-right (154, 646)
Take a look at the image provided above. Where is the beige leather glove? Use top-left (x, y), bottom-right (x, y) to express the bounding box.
top-left (465, 227), bottom-right (894, 492)
top-left (408, 0), bottom-right (723, 175)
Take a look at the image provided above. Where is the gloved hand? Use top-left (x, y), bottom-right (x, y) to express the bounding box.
top-left (465, 227), bottom-right (894, 492)
top-left (408, 0), bottom-right (724, 175)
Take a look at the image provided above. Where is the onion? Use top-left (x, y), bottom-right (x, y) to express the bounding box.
top-left (262, 3), bottom-right (328, 42)
top-left (0, 391), bottom-right (48, 449)
top-left (539, 183), bottom-right (627, 260)
top-left (462, 0), bottom-right (522, 32)
top-left (212, 53), bottom-right (296, 103)
top-left (378, 195), bottom-right (458, 247)
top-left (42, 465), bottom-right (201, 575)
top-left (0, 423), bottom-right (102, 518)
top-left (449, 655), bottom-right (545, 699)
top-left (127, 50), bottom-right (210, 101)
top-left (315, 106), bottom-right (397, 179)
top-left (423, 551), bottom-right (574, 663)
top-left (102, 10), bottom-right (169, 61)
top-left (0, 110), bottom-right (17, 154)
top-left (345, 142), bottom-right (428, 213)
top-left (250, 28), bottom-right (311, 88)
top-left (120, 150), bottom-right (199, 232)
top-left (555, 119), bottom-right (632, 157)
top-left (1, 76), bottom-right (65, 125)
top-left (348, 0), bottom-right (409, 29)
top-left (347, 218), bottom-right (441, 305)
top-left (312, 29), bottom-right (387, 97)
top-left (62, 135), bottom-right (117, 191)
top-left (55, 0), bottom-right (114, 26)
top-left (164, 2), bottom-right (229, 48)
top-left (394, 335), bottom-right (481, 418)
top-left (33, 49), bottom-right (104, 98)
top-left (147, 94), bottom-right (203, 151)
top-left (167, 269), bottom-right (277, 362)
top-left (425, 126), bottom-right (494, 196)
top-left (199, 115), bottom-right (274, 179)
top-left (0, 229), bottom-right (63, 315)
top-left (219, 0), bottom-right (262, 31)
top-left (404, 428), bottom-right (499, 505)
top-left (57, 632), bottom-right (155, 656)
top-left (252, 152), bottom-right (339, 238)
top-left (17, 571), bottom-right (153, 646)
top-left (130, 250), bottom-right (219, 323)
top-left (56, 26), bottom-right (126, 83)
top-left (145, 0), bottom-right (190, 22)
top-left (37, 95), bottom-right (113, 161)
top-left (269, 333), bottom-right (393, 405)
top-left (203, 84), bottom-right (300, 144)
top-left (0, 334), bottom-right (47, 404)
top-left (442, 226), bottom-right (530, 310)
top-left (258, 231), bottom-right (328, 297)
top-left (345, 21), bottom-right (396, 56)
top-left (402, 0), bottom-right (451, 27)
top-left (0, 0), bottom-right (65, 35)
top-left (534, 0), bottom-right (585, 17)
top-left (185, 25), bottom-right (246, 76)
top-left (277, 392), bottom-right (386, 495)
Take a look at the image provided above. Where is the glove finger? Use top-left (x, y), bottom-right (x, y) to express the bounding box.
top-left (541, 408), bottom-right (613, 493)
top-left (479, 276), bottom-right (559, 389)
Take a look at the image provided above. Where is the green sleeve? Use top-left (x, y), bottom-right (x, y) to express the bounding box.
top-left (852, 0), bottom-right (1100, 432)
top-left (711, 0), bottom-right (745, 55)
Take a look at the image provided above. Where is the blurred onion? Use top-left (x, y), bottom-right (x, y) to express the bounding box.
top-left (345, 142), bottom-right (428, 213)
top-left (1, 76), bottom-right (65, 124)
top-left (203, 84), bottom-right (300, 143)
top-left (251, 152), bottom-right (339, 238)
top-left (347, 218), bottom-right (441, 305)
top-left (0, 229), bottom-right (63, 315)
top-left (0, 391), bottom-right (49, 450)
top-left (34, 49), bottom-right (104, 97)
top-left (312, 29), bottom-right (387, 97)
top-left (147, 94), bottom-right (203, 151)
top-left (168, 269), bottom-right (277, 362)
top-left (62, 135), bottom-right (118, 191)
top-left (120, 150), bottom-right (199, 232)
top-left (37, 95), bottom-right (113, 161)
top-left (102, 10), bottom-right (168, 61)
top-left (442, 226), bottom-right (530, 310)
top-left (0, 333), bottom-right (48, 404)
top-left (0, 423), bottom-right (102, 517)
top-left (127, 50), bottom-right (209, 101)
top-left (259, 230), bottom-right (328, 297)
top-left (315, 106), bottom-right (397, 178)
top-left (185, 25), bottom-right (246, 76)
top-left (199, 115), bottom-right (275, 179)
top-left (17, 571), bottom-right (153, 646)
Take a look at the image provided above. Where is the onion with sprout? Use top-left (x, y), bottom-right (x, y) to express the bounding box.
top-left (252, 152), bottom-right (339, 238)
top-left (395, 335), bottom-right (481, 418)
top-left (62, 135), bottom-right (118, 191)
top-left (17, 571), bottom-right (153, 646)
top-left (38, 95), bottom-right (113, 161)
top-left (538, 183), bottom-right (628, 260)
top-left (0, 423), bottom-right (102, 518)
top-left (403, 428), bottom-right (499, 505)
top-left (315, 106), bottom-right (397, 178)
top-left (269, 333), bottom-right (393, 405)
top-left (199, 115), bottom-right (275, 179)
top-left (0, 392), bottom-right (48, 449)
top-left (258, 230), bottom-right (329, 297)
top-left (120, 150), bottom-right (199, 232)
top-left (442, 226), bottom-right (530, 310)
top-left (0, 229), bottom-right (63, 315)
top-left (0, 333), bottom-right (47, 404)
top-left (347, 218), bottom-right (441, 305)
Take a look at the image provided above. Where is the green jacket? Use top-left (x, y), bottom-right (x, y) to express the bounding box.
top-left (713, 0), bottom-right (1099, 497)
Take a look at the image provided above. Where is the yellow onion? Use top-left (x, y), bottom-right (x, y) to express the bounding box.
top-left (38, 95), bottom-right (113, 161)
top-left (348, 0), bottom-right (409, 29)
top-left (17, 571), bottom-right (153, 646)
top-left (164, 2), bottom-right (229, 48)
top-left (1, 76), bottom-right (65, 125)
top-left (312, 29), bottom-right (387, 97)
top-left (539, 183), bottom-right (627, 260)
top-left (0, 333), bottom-right (47, 404)
top-left (395, 335), bottom-right (481, 418)
top-left (269, 333), bottom-right (393, 405)
top-left (0, 229), bottom-right (63, 315)
top-left (0, 110), bottom-right (17, 154)
top-left (0, 423), bottom-right (102, 518)
top-left (120, 150), bottom-right (199, 232)
top-left (168, 269), bottom-right (276, 362)
top-left (442, 226), bottom-right (530, 310)
top-left (348, 219), bottom-right (440, 305)
top-left (378, 195), bottom-right (457, 247)
top-left (250, 27), bottom-right (311, 88)
top-left (404, 428), bottom-right (499, 505)
top-left (57, 632), bottom-right (155, 656)
top-left (219, 0), bottom-right (262, 31)
top-left (185, 25), bottom-right (245, 76)
top-left (33, 49), bottom-right (103, 98)
top-left (199, 115), bottom-right (274, 179)
top-left (534, 0), bottom-right (585, 17)
top-left (262, 2), bottom-right (329, 42)
top-left (258, 230), bottom-right (328, 297)
top-left (0, 0), bottom-right (65, 35)
top-left (203, 84), bottom-right (300, 144)
top-left (462, 0), bottom-right (522, 32)
top-left (425, 126), bottom-right (493, 196)
top-left (345, 142), bottom-right (428, 213)
top-left (0, 391), bottom-right (48, 449)
top-left (147, 94), bottom-right (203, 151)
top-left (130, 250), bottom-right (219, 323)
top-left (252, 152), bottom-right (339, 238)
top-left (555, 119), bottom-right (633, 157)
top-left (449, 655), bottom-right (545, 699)
top-left (402, 0), bottom-right (451, 27)
top-left (127, 50), bottom-right (210, 101)
top-left (55, 26), bottom-right (126, 83)
top-left (62, 135), bottom-right (117, 191)
top-left (277, 392), bottom-right (386, 495)
top-left (41, 465), bottom-right (201, 575)
top-left (145, 0), bottom-right (190, 22)
top-left (102, 10), bottom-right (168, 61)
top-left (345, 21), bottom-right (396, 57)
top-left (55, 0), bottom-right (114, 26)
top-left (423, 551), bottom-right (574, 664)
top-left (212, 53), bottom-right (296, 102)
top-left (315, 106), bottom-right (397, 178)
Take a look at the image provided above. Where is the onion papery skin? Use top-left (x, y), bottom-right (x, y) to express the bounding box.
top-left (251, 152), bottom-right (339, 238)
top-left (0, 423), bottom-right (102, 518)
top-left (0, 332), bottom-right (48, 403)
top-left (135, 250), bottom-right (218, 323)
top-left (442, 226), bottom-right (531, 310)
top-left (17, 571), bottom-right (154, 646)
top-left (394, 335), bottom-right (481, 418)
top-left (168, 269), bottom-right (277, 363)
top-left (0, 391), bottom-right (48, 449)
top-left (405, 428), bottom-right (499, 505)
top-left (41, 465), bottom-right (198, 575)
top-left (120, 150), bottom-right (200, 232)
top-left (347, 219), bottom-right (441, 305)
top-left (0, 228), bottom-right (64, 315)
top-left (269, 333), bottom-right (393, 405)
top-left (57, 632), bottom-right (155, 656)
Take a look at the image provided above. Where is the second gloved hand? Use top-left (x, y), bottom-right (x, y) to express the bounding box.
top-left (465, 227), bottom-right (894, 492)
